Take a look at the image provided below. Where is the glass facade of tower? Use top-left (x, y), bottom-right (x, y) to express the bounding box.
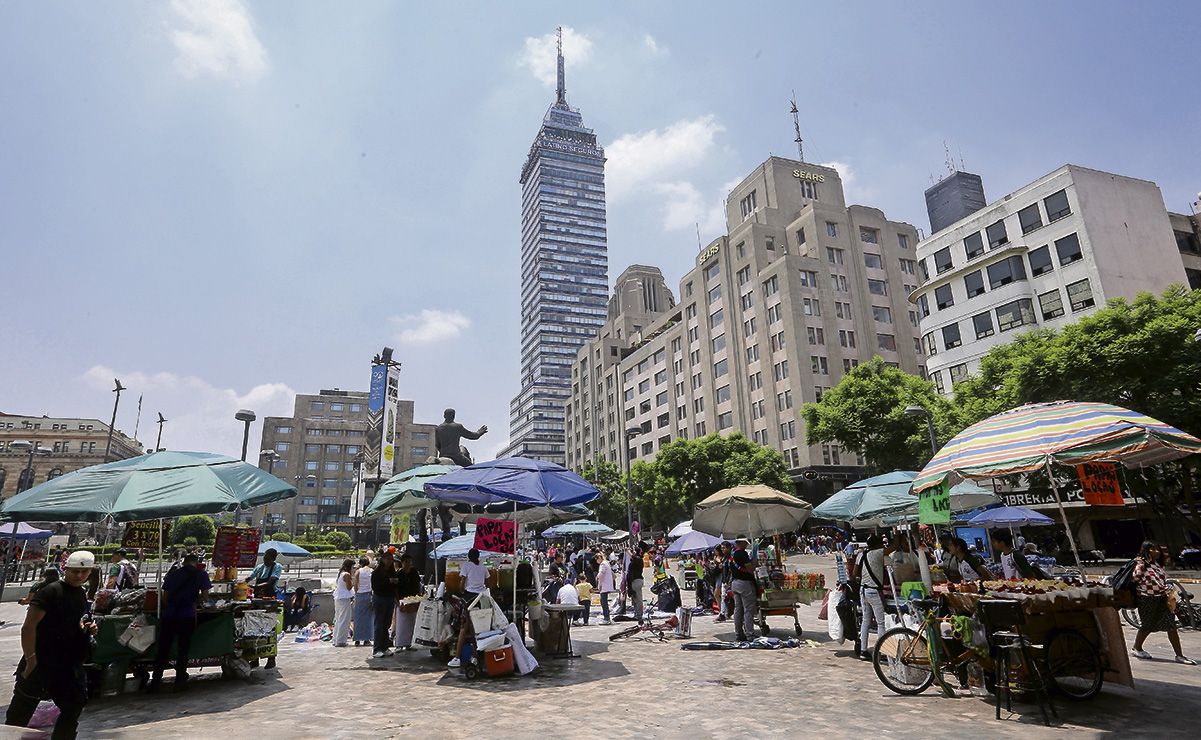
top-left (502, 101), bottom-right (608, 464)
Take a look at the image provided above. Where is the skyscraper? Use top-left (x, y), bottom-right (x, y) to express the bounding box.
top-left (502, 30), bottom-right (608, 464)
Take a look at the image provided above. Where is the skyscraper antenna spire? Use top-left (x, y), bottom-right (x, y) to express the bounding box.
top-left (556, 26), bottom-right (567, 107)
top-left (790, 91), bottom-right (804, 162)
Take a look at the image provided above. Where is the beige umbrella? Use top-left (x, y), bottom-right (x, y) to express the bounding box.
top-left (691, 484), bottom-right (813, 539)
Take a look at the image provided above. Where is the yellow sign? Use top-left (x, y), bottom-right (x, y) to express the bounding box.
top-left (792, 170), bottom-right (826, 182)
top-left (696, 242), bottom-right (721, 266)
top-left (383, 445), bottom-right (394, 461)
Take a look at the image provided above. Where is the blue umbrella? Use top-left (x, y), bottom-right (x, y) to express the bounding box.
top-left (665, 530), bottom-right (725, 557)
top-left (423, 457), bottom-right (600, 508)
top-left (258, 540), bottom-right (312, 561)
top-left (966, 506), bottom-right (1055, 528)
top-left (433, 532), bottom-right (507, 560)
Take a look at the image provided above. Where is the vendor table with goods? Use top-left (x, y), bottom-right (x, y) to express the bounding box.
top-left (88, 575), bottom-right (282, 695)
top-left (936, 578), bottom-right (1135, 691)
top-left (753, 540), bottom-right (824, 637)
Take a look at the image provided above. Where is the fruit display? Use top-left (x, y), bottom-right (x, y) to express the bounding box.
top-left (780, 571), bottom-right (825, 590)
top-left (943, 577), bottom-right (1123, 613)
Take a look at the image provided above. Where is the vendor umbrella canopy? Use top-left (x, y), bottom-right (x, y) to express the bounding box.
top-left (541, 519), bottom-right (614, 538)
top-left (0, 522), bottom-right (53, 540)
top-left (965, 506), bottom-right (1055, 528)
top-left (667, 520), bottom-right (694, 539)
top-left (812, 471), bottom-right (922, 523)
top-left (258, 540), bottom-right (312, 561)
top-left (600, 529), bottom-right (629, 542)
top-left (449, 502), bottom-right (592, 525)
top-left (836, 473), bottom-right (1001, 528)
top-left (423, 457), bottom-right (600, 508)
top-left (692, 485), bottom-right (813, 539)
top-left (366, 464), bottom-right (458, 518)
top-left (912, 400), bottom-right (1201, 570)
top-left (0, 451), bottom-right (297, 523)
top-left (665, 530), bottom-right (725, 557)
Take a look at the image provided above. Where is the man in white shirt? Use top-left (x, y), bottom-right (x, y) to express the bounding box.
top-left (460, 549), bottom-right (490, 598)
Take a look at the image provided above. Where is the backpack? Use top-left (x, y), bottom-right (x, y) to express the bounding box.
top-left (1110, 558), bottom-right (1139, 595)
top-left (120, 560), bottom-right (140, 589)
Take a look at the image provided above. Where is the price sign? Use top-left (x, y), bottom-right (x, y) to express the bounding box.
top-left (919, 481), bottom-right (952, 524)
top-left (213, 526), bottom-right (263, 567)
top-left (1077, 462), bottom-right (1124, 506)
top-left (473, 518), bottom-right (516, 554)
top-left (389, 513), bottom-right (411, 546)
top-left (121, 520), bottom-right (171, 550)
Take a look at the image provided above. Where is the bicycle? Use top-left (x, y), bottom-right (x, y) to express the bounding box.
top-left (873, 597), bottom-right (1103, 701)
top-left (609, 617), bottom-right (676, 642)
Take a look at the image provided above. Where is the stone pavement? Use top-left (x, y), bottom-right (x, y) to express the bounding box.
top-left (0, 556), bottom-right (1198, 739)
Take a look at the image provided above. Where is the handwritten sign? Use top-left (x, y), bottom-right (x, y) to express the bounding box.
top-left (1077, 462), bottom-right (1124, 506)
top-left (121, 520), bottom-right (171, 550)
top-left (474, 518), bottom-right (515, 554)
top-left (389, 513), bottom-right (411, 546)
top-left (213, 526), bottom-right (262, 567)
top-left (919, 481), bottom-right (951, 524)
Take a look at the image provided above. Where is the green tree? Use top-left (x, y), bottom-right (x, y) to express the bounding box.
top-left (299, 525), bottom-right (320, 543)
top-left (801, 356), bottom-right (954, 473)
top-left (629, 432), bottom-right (792, 531)
top-left (950, 286), bottom-right (1201, 538)
top-left (173, 515), bottom-right (216, 546)
top-left (324, 530), bottom-right (352, 551)
top-left (270, 533), bottom-right (292, 542)
top-left (579, 459), bottom-right (629, 530)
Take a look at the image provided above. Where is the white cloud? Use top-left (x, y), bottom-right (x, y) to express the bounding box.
top-left (643, 35), bottom-right (667, 56)
top-left (169, 0), bottom-right (269, 82)
top-left (81, 366), bottom-right (295, 459)
top-left (390, 309), bottom-right (472, 344)
top-left (655, 182), bottom-right (725, 235)
top-left (519, 27), bottom-right (593, 88)
top-left (606, 115), bottom-right (725, 201)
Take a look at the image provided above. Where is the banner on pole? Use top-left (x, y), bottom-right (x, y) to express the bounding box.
top-left (364, 365), bottom-right (387, 479)
top-left (121, 520), bottom-right (171, 550)
top-left (1077, 462), bottom-right (1124, 506)
top-left (918, 481), bottom-right (951, 524)
top-left (379, 364), bottom-right (401, 479)
top-left (474, 518), bottom-right (516, 554)
top-left (213, 526), bottom-right (262, 567)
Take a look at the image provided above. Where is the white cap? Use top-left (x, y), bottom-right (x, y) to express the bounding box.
top-left (65, 551), bottom-right (95, 569)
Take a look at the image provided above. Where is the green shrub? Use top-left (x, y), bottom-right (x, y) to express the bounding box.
top-left (183, 537), bottom-right (198, 547)
top-left (173, 515), bottom-right (216, 546)
top-left (270, 533), bottom-right (292, 542)
top-left (324, 531), bottom-right (352, 551)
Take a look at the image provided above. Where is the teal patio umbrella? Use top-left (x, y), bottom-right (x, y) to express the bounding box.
top-left (366, 464), bottom-right (458, 518)
top-left (540, 519), bottom-right (614, 538)
top-left (0, 451), bottom-right (297, 523)
top-left (812, 471), bottom-right (921, 523)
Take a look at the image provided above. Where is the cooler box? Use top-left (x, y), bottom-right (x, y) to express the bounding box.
top-left (484, 647), bottom-right (514, 677)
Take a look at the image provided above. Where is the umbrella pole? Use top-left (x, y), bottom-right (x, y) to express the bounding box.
top-left (158, 518), bottom-right (163, 619)
top-left (1045, 459), bottom-right (1084, 572)
top-left (513, 499), bottom-right (518, 636)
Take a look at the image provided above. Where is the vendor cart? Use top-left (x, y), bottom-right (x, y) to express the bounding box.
top-left (756, 585), bottom-right (823, 637)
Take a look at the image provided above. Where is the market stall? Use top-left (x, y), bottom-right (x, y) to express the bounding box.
top-left (0, 451), bottom-right (297, 693)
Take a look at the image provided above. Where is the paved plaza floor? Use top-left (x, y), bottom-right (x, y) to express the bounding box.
top-left (0, 556), bottom-right (1199, 739)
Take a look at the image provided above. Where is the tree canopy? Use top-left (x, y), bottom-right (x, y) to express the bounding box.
top-left (800, 356), bottom-right (954, 473)
top-left (578, 459), bottom-right (629, 531)
top-left (629, 432), bottom-right (792, 530)
top-left (173, 514), bottom-right (216, 546)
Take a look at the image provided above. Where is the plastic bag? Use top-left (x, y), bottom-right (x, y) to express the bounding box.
top-left (817, 590), bottom-right (830, 621)
top-left (117, 614), bottom-right (157, 654)
top-left (826, 588), bottom-right (844, 642)
top-left (503, 623), bottom-right (538, 675)
top-left (28, 701), bottom-right (60, 729)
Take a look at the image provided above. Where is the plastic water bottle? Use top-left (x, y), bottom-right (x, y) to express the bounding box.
top-left (967, 661), bottom-right (987, 696)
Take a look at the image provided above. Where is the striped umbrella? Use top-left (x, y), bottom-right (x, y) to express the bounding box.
top-left (912, 400), bottom-right (1201, 569)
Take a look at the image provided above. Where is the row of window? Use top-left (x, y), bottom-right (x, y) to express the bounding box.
top-left (0, 441), bottom-right (98, 454)
top-left (927, 189), bottom-right (1072, 278)
top-left (917, 233), bottom-right (1084, 317)
top-left (275, 443), bottom-right (363, 455)
top-left (309, 401), bottom-right (363, 413)
top-left (923, 278), bottom-right (1095, 355)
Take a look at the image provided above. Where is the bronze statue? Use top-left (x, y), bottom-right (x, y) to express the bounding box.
top-left (434, 408), bottom-right (487, 468)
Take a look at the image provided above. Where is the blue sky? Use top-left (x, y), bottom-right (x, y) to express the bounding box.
top-left (2, 1), bottom-right (1198, 460)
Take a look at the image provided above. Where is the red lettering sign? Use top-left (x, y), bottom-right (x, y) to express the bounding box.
top-left (1077, 462), bottom-right (1124, 506)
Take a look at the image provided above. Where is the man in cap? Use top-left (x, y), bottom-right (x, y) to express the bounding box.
top-left (6, 550), bottom-right (98, 740)
top-left (146, 553), bottom-right (212, 693)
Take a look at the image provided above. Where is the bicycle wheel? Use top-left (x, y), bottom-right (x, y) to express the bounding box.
top-left (1120, 607), bottom-right (1141, 630)
top-left (1045, 630), bottom-right (1103, 701)
top-left (873, 627), bottom-right (934, 695)
top-left (609, 625), bottom-right (642, 641)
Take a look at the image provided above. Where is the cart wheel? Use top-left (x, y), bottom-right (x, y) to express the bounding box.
top-left (760, 623), bottom-right (771, 637)
top-left (463, 663), bottom-right (479, 680)
top-left (794, 624), bottom-right (803, 637)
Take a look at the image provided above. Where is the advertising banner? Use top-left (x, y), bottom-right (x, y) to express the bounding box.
top-left (1077, 462), bottom-right (1125, 506)
top-left (918, 481), bottom-right (952, 524)
top-left (379, 364), bottom-right (401, 479)
top-left (364, 364), bottom-right (387, 478)
top-left (389, 513), bottom-right (411, 546)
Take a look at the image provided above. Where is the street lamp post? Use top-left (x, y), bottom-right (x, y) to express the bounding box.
top-left (104, 379), bottom-right (126, 462)
top-left (260, 450), bottom-right (281, 532)
top-left (155, 413), bottom-right (168, 452)
top-left (1, 440), bottom-right (50, 601)
top-left (904, 405), bottom-right (939, 457)
top-left (624, 426), bottom-right (641, 542)
top-left (234, 409), bottom-right (257, 527)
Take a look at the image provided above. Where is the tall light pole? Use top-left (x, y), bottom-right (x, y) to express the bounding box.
top-left (235, 409), bottom-right (257, 462)
top-left (904, 405), bottom-right (939, 457)
top-left (260, 450), bottom-right (281, 531)
top-left (104, 379), bottom-right (126, 462)
top-left (624, 426), bottom-right (641, 543)
top-left (155, 412), bottom-right (168, 452)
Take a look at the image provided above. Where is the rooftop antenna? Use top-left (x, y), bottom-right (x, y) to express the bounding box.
top-left (555, 26), bottom-right (567, 108)
top-left (790, 91), bottom-right (804, 162)
top-left (944, 141), bottom-right (956, 174)
top-left (958, 144), bottom-right (966, 172)
top-left (696, 223), bottom-right (703, 250)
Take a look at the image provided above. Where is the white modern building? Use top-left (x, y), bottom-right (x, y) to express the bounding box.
top-left (912, 164), bottom-right (1188, 394)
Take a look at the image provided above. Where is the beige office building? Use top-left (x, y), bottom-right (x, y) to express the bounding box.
top-left (0, 413), bottom-right (142, 500)
top-left (257, 389), bottom-right (437, 544)
top-left (565, 156), bottom-right (925, 488)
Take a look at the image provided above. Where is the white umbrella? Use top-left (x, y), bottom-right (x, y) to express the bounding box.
top-left (667, 520), bottom-right (693, 538)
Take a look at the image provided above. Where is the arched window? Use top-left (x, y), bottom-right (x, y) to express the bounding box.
top-left (47, 468), bottom-right (64, 481)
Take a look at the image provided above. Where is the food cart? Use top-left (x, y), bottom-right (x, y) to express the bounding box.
top-left (753, 537), bottom-right (824, 637)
